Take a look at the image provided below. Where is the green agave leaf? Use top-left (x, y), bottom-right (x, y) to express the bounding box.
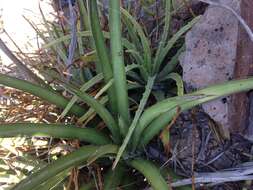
top-left (80, 50), bottom-right (97, 62)
top-left (113, 76), bottom-right (156, 169)
top-left (86, 144), bottom-right (119, 165)
top-left (42, 30), bottom-right (143, 67)
top-left (140, 77), bottom-right (253, 147)
top-left (12, 145), bottom-right (118, 190)
top-left (79, 182), bottom-right (95, 190)
top-left (122, 12), bottom-right (142, 52)
top-left (89, 0), bottom-right (117, 114)
top-left (62, 82), bottom-right (121, 143)
top-left (75, 1), bottom-right (93, 80)
top-left (94, 79), bottom-right (114, 99)
top-left (60, 73), bottom-right (103, 118)
top-left (130, 159), bottom-right (169, 190)
top-left (104, 164), bottom-right (125, 190)
top-left (120, 8), bottom-right (152, 74)
top-left (36, 169), bottom-right (70, 190)
top-left (42, 31), bottom-right (131, 51)
top-left (78, 78), bottom-right (142, 125)
top-left (0, 73), bottom-right (86, 117)
top-left (109, 0), bottom-right (130, 126)
top-left (154, 16), bottom-right (200, 73)
top-left (161, 72), bottom-right (184, 96)
top-left (153, 0), bottom-right (172, 74)
top-left (77, 0), bottom-right (90, 32)
top-left (78, 96), bottom-right (108, 124)
top-left (0, 123), bottom-right (111, 145)
top-left (61, 64), bottom-right (139, 120)
top-left (157, 44), bottom-right (185, 80)
top-left (42, 31), bottom-right (90, 49)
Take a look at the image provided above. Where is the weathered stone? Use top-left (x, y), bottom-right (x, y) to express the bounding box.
top-left (180, 0), bottom-right (240, 137)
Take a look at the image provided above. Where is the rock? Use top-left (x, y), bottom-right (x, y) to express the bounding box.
top-left (180, 0), bottom-right (240, 137)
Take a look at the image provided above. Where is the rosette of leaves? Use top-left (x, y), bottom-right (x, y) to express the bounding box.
top-left (1, 1), bottom-right (253, 189)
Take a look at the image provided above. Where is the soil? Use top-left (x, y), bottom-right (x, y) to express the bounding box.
top-left (147, 109), bottom-right (253, 189)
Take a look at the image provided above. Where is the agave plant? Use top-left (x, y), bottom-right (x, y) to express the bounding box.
top-left (1, 0), bottom-right (253, 189)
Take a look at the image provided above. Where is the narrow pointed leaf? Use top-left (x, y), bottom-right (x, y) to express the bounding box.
top-left (130, 159), bottom-right (169, 190)
top-left (113, 76), bottom-right (156, 169)
top-left (104, 165), bottom-right (125, 190)
top-left (0, 123), bottom-right (111, 145)
top-left (109, 0), bottom-right (130, 125)
top-left (0, 73), bottom-right (86, 117)
top-left (121, 8), bottom-right (152, 74)
top-left (12, 145), bottom-right (118, 190)
top-left (161, 72), bottom-right (184, 96)
top-left (157, 44), bottom-right (185, 80)
top-left (153, 0), bottom-right (172, 74)
top-left (60, 73), bottom-right (103, 118)
top-left (62, 83), bottom-right (121, 143)
top-left (140, 77), bottom-right (253, 146)
top-left (154, 16), bottom-right (200, 72)
top-left (89, 0), bottom-right (117, 113)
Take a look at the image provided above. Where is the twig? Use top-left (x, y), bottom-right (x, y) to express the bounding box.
top-left (198, 0), bottom-right (253, 42)
top-left (0, 38), bottom-right (48, 87)
top-left (191, 109), bottom-right (197, 190)
top-left (172, 161), bottom-right (253, 187)
top-left (172, 174), bottom-right (253, 187)
top-left (65, 0), bottom-right (77, 78)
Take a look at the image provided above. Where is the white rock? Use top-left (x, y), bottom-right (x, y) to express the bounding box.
top-left (180, 0), bottom-right (240, 135)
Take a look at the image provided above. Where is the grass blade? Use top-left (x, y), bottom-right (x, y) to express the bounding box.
top-left (42, 31), bottom-right (91, 49)
top-left (0, 123), bottom-right (111, 145)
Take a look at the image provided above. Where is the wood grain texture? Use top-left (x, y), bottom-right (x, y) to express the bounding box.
top-left (230, 0), bottom-right (253, 133)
